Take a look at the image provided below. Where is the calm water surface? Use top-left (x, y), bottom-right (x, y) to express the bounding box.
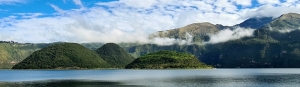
top-left (1, 69), bottom-right (300, 87)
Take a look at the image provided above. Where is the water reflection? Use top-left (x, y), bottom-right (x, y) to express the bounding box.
top-left (1, 69), bottom-right (300, 87)
top-left (0, 80), bottom-right (142, 87)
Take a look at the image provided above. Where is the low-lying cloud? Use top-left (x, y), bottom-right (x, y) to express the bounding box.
top-left (1, 0), bottom-right (300, 45)
top-left (207, 28), bottom-right (255, 44)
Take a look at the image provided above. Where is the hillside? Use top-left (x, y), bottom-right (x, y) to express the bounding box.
top-left (151, 22), bottom-right (225, 43)
top-left (197, 13), bottom-right (300, 68)
top-left (0, 42), bottom-right (50, 69)
top-left (126, 13), bottom-right (300, 68)
top-left (12, 43), bottom-right (110, 69)
top-left (127, 44), bottom-right (205, 58)
top-left (261, 13), bottom-right (300, 30)
top-left (237, 17), bottom-right (273, 29)
top-left (96, 43), bottom-right (135, 68)
top-left (125, 51), bottom-right (212, 69)
top-left (3, 13), bottom-right (300, 69)
top-left (200, 29), bottom-right (300, 68)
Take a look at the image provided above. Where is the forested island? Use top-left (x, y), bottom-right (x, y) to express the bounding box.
top-left (125, 51), bottom-right (212, 69)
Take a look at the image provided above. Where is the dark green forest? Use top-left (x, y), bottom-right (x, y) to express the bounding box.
top-left (12, 43), bottom-right (110, 69)
top-left (125, 51), bottom-right (212, 69)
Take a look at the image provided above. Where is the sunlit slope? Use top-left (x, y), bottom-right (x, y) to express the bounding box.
top-left (12, 43), bottom-right (110, 69)
top-left (0, 43), bottom-right (49, 69)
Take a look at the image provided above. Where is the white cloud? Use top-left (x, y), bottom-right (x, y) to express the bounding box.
top-left (49, 4), bottom-right (65, 14)
top-left (72, 0), bottom-right (84, 9)
top-left (207, 27), bottom-right (255, 44)
top-left (214, 0), bottom-right (238, 13)
top-left (230, 0), bottom-right (252, 7)
top-left (240, 4), bottom-right (300, 18)
top-left (1, 0), bottom-right (300, 44)
top-left (0, 0), bottom-right (25, 5)
top-left (119, 0), bottom-right (158, 9)
top-left (14, 13), bottom-right (44, 19)
top-left (257, 0), bottom-right (281, 4)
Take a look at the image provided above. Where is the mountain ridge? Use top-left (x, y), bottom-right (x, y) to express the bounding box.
top-left (260, 13), bottom-right (300, 30)
top-left (3, 12), bottom-right (300, 69)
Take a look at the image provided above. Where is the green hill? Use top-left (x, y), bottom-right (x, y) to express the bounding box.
top-left (12, 43), bottom-right (110, 69)
top-left (0, 42), bottom-right (50, 69)
top-left (125, 51), bottom-right (212, 69)
top-left (96, 43), bottom-right (135, 68)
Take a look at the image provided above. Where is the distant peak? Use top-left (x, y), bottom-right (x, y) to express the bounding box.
top-left (104, 43), bottom-right (118, 45)
top-left (283, 13), bottom-right (299, 16)
top-left (237, 17), bottom-right (273, 29)
top-left (193, 22), bottom-right (214, 25)
top-left (278, 13), bottom-right (300, 20)
top-left (184, 22), bottom-right (215, 28)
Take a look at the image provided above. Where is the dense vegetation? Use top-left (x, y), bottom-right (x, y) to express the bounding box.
top-left (126, 13), bottom-right (300, 68)
top-left (0, 43), bottom-right (50, 69)
top-left (261, 13), bottom-right (300, 30)
top-left (125, 51), bottom-right (212, 69)
top-left (127, 44), bottom-right (206, 58)
top-left (200, 29), bottom-right (300, 68)
top-left (96, 43), bottom-right (135, 68)
top-left (2, 13), bottom-right (300, 69)
top-left (12, 43), bottom-right (110, 69)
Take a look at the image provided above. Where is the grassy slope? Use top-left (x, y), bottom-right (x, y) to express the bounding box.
top-left (125, 51), bottom-right (212, 69)
top-left (0, 43), bottom-right (50, 69)
top-left (12, 43), bottom-right (110, 69)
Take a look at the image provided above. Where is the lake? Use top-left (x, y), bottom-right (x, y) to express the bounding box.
top-left (1, 69), bottom-right (300, 87)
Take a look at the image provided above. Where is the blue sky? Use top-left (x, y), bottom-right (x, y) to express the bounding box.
top-left (0, 0), bottom-right (95, 18)
top-left (0, 0), bottom-right (299, 44)
top-left (0, 0), bottom-right (287, 17)
top-left (0, 0), bottom-right (287, 19)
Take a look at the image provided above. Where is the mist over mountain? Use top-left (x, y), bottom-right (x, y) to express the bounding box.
top-left (2, 13), bottom-right (300, 68)
top-left (151, 22), bottom-right (222, 39)
top-left (127, 13), bottom-right (300, 68)
top-left (261, 13), bottom-right (300, 31)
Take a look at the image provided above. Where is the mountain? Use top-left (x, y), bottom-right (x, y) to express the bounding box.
top-left (261, 13), bottom-right (300, 30)
top-left (199, 13), bottom-right (300, 68)
top-left (237, 17), bottom-right (273, 29)
top-left (125, 50), bottom-right (212, 69)
top-left (126, 13), bottom-right (300, 68)
top-left (95, 43), bottom-right (135, 68)
top-left (12, 43), bottom-right (110, 69)
top-left (151, 22), bottom-right (227, 43)
top-left (0, 42), bottom-right (50, 69)
top-left (127, 44), bottom-right (205, 58)
top-left (4, 13), bottom-right (300, 69)
top-left (200, 29), bottom-right (300, 68)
